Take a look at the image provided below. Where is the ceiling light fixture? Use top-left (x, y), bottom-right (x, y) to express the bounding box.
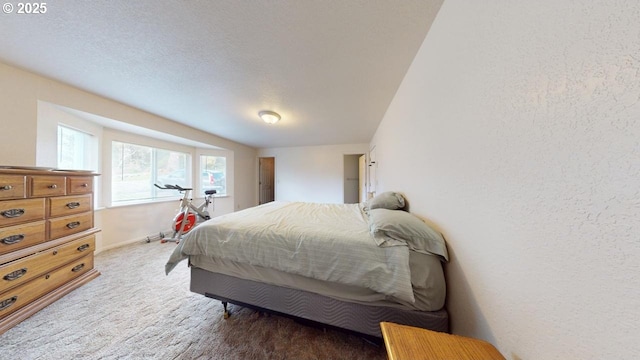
top-left (259, 110), bottom-right (281, 124)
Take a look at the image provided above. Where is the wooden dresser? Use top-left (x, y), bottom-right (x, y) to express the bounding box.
top-left (0, 168), bottom-right (100, 334)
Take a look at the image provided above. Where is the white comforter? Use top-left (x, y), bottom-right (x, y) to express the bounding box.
top-left (165, 201), bottom-right (415, 303)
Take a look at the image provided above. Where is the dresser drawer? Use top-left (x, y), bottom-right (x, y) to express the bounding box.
top-left (48, 212), bottom-right (93, 239)
top-left (0, 198), bottom-right (45, 227)
top-left (67, 176), bottom-right (93, 195)
top-left (0, 175), bottom-right (26, 200)
top-left (0, 235), bottom-right (95, 293)
top-left (30, 176), bottom-right (66, 197)
top-left (0, 221), bottom-right (46, 257)
top-left (0, 254), bottom-right (93, 320)
top-left (49, 194), bottom-right (92, 217)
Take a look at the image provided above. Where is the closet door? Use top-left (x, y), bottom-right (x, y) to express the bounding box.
top-left (259, 157), bottom-right (275, 205)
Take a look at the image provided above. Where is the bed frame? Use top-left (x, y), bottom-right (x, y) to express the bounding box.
top-left (190, 267), bottom-right (449, 339)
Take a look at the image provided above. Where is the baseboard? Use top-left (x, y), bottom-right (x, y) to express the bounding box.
top-left (95, 229), bottom-right (173, 255)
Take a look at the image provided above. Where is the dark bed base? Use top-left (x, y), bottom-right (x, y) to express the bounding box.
top-left (190, 267), bottom-right (449, 339)
top-left (205, 292), bottom-right (384, 344)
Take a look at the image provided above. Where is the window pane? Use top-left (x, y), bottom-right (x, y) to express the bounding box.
top-left (112, 141), bottom-right (190, 203)
top-left (112, 141), bottom-right (153, 202)
top-left (58, 125), bottom-right (92, 170)
top-left (156, 149), bottom-right (188, 188)
top-left (200, 155), bottom-right (226, 196)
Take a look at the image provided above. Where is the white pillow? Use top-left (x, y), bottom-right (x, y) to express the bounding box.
top-left (368, 208), bottom-right (449, 262)
top-left (364, 191), bottom-right (406, 210)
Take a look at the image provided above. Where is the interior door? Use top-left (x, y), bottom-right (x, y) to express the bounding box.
top-left (259, 157), bottom-right (275, 204)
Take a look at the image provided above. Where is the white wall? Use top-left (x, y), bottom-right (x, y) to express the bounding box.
top-left (0, 63), bottom-right (39, 164)
top-left (258, 144), bottom-right (368, 204)
top-left (0, 62), bottom-right (258, 252)
top-left (371, 2), bottom-right (640, 359)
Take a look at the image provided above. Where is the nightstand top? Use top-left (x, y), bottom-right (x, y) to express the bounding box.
top-left (380, 322), bottom-right (505, 360)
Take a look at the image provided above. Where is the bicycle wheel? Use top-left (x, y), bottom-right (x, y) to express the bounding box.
top-left (174, 212), bottom-right (197, 233)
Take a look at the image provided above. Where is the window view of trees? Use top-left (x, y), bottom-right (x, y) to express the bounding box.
top-left (112, 141), bottom-right (188, 202)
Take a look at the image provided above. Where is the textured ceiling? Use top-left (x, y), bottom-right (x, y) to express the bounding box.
top-left (0, 0), bottom-right (442, 148)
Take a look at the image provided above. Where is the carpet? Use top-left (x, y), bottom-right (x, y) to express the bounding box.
top-left (0, 240), bottom-right (387, 359)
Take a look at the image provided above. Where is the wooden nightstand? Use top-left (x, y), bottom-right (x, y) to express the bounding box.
top-left (380, 322), bottom-right (505, 360)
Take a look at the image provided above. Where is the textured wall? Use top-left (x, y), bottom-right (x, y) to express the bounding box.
top-left (371, 1), bottom-right (640, 359)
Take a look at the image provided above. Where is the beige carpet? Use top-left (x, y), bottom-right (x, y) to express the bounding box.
top-left (0, 241), bottom-right (386, 359)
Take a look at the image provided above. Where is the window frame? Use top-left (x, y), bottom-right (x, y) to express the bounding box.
top-left (104, 129), bottom-right (194, 207)
top-left (38, 102), bottom-right (234, 211)
top-left (196, 149), bottom-right (233, 199)
top-left (110, 140), bottom-right (191, 204)
top-left (199, 154), bottom-right (228, 197)
top-left (57, 124), bottom-right (95, 171)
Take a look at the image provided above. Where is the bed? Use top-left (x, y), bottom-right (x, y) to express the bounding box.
top-left (165, 192), bottom-right (450, 338)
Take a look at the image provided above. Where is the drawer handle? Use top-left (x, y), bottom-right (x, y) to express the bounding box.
top-left (1, 208), bottom-right (24, 218)
top-left (66, 202), bottom-right (81, 209)
top-left (77, 244), bottom-right (90, 252)
top-left (48, 184), bottom-right (58, 189)
top-left (81, 183), bottom-right (89, 188)
top-left (0, 296), bottom-right (18, 311)
top-left (3, 268), bottom-right (27, 281)
top-left (0, 185), bottom-right (13, 191)
top-left (66, 221), bottom-right (81, 229)
top-left (71, 263), bottom-right (85, 272)
top-left (1, 234), bottom-right (24, 245)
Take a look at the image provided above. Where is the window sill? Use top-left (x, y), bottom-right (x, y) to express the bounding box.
top-left (103, 195), bottom-right (230, 209)
top-left (106, 197), bottom-right (180, 209)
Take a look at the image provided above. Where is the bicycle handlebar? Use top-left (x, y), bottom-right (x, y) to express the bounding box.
top-left (154, 184), bottom-right (193, 191)
top-left (154, 184), bottom-right (216, 199)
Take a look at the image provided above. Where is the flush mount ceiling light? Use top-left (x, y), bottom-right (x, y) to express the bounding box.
top-left (259, 110), bottom-right (281, 124)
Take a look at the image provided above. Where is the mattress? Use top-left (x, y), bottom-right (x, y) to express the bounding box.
top-left (189, 249), bottom-right (446, 311)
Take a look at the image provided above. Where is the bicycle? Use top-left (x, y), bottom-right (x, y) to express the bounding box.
top-left (154, 184), bottom-right (217, 243)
